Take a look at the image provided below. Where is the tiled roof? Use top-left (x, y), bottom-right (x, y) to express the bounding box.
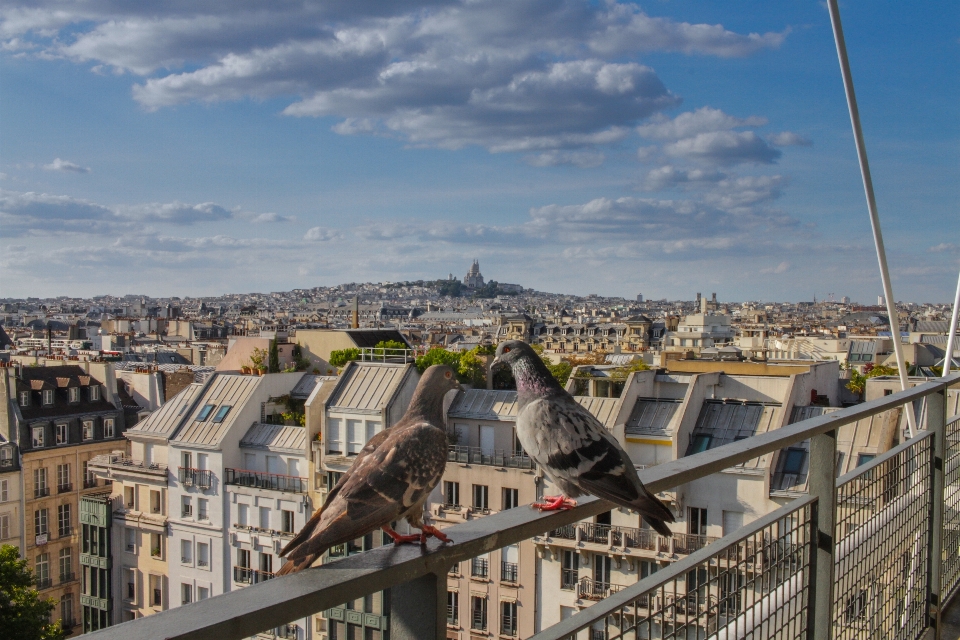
top-left (328, 363), bottom-right (411, 412)
top-left (240, 423), bottom-right (306, 453)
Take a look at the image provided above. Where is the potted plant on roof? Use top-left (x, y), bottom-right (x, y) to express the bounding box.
top-left (249, 348), bottom-right (268, 376)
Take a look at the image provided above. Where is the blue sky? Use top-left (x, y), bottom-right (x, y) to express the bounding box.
top-left (1, 1), bottom-right (957, 302)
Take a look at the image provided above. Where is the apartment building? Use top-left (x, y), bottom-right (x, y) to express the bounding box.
top-left (0, 362), bottom-right (130, 634)
top-left (87, 382), bottom-right (204, 622)
top-left (0, 436), bottom-right (22, 553)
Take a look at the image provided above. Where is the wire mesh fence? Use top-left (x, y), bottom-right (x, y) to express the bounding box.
top-left (942, 412), bottom-right (960, 606)
top-left (833, 432), bottom-right (932, 640)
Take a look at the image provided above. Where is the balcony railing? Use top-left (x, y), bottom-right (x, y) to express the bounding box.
top-left (234, 566), bottom-right (276, 585)
top-left (36, 576), bottom-right (52, 589)
top-left (80, 374), bottom-right (960, 640)
top-left (561, 569), bottom-right (578, 591)
top-left (501, 561), bottom-right (518, 583)
top-left (224, 468), bottom-right (307, 494)
top-left (577, 578), bottom-right (624, 601)
top-left (448, 445), bottom-right (533, 469)
top-left (89, 453), bottom-right (168, 476)
top-left (58, 483), bottom-right (73, 494)
top-left (34, 486), bottom-right (49, 498)
top-left (83, 479), bottom-right (97, 489)
top-left (470, 557), bottom-right (488, 579)
top-left (60, 571), bottom-right (76, 584)
top-left (178, 467), bottom-right (213, 489)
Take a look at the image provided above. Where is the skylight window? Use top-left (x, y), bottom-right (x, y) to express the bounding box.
top-left (782, 449), bottom-right (806, 475)
top-left (196, 404), bottom-right (215, 421)
top-left (689, 434), bottom-right (712, 454)
top-left (212, 406), bottom-right (232, 423)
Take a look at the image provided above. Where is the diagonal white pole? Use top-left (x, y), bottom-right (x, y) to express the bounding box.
top-left (943, 269), bottom-right (960, 377)
top-left (827, 0), bottom-right (916, 437)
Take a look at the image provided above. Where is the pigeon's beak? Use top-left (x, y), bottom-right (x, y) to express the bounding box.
top-left (490, 356), bottom-right (505, 372)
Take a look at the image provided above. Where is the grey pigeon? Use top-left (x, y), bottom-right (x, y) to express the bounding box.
top-left (492, 340), bottom-right (675, 537)
top-left (277, 365), bottom-right (460, 575)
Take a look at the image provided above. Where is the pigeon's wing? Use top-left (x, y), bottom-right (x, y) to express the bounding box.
top-left (278, 422), bottom-right (447, 574)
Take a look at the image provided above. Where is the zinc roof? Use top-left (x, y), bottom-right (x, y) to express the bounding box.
top-left (240, 423), bottom-right (306, 454)
top-left (625, 398), bottom-right (682, 436)
top-left (575, 396), bottom-right (620, 429)
top-left (686, 399), bottom-right (782, 471)
top-left (290, 374), bottom-right (334, 399)
top-left (127, 382), bottom-right (203, 438)
top-left (448, 389), bottom-right (519, 421)
top-left (328, 363), bottom-right (410, 412)
top-left (172, 374), bottom-right (262, 447)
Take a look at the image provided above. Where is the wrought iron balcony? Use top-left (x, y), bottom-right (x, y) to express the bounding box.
top-left (178, 467), bottom-right (213, 489)
top-left (81, 374), bottom-right (960, 640)
top-left (470, 557), bottom-right (488, 579)
top-left (234, 566), bottom-right (276, 585)
top-left (577, 577), bottom-right (624, 601)
top-left (34, 486), bottom-right (49, 498)
top-left (224, 468), bottom-right (307, 494)
top-left (448, 444), bottom-right (534, 469)
top-left (58, 483), bottom-right (73, 494)
top-left (501, 561), bottom-right (518, 583)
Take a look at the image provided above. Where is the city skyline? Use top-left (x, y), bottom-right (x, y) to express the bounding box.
top-left (1, 1), bottom-right (957, 301)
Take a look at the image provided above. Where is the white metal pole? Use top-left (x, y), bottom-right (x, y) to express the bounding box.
top-left (943, 269), bottom-right (960, 377)
top-left (826, 0), bottom-right (916, 437)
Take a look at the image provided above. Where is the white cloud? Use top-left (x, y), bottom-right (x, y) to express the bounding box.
top-left (304, 226), bottom-right (341, 241)
top-left (43, 158), bottom-right (91, 173)
top-left (768, 131), bottom-right (811, 147)
top-left (760, 261), bottom-right (791, 274)
top-left (643, 165), bottom-right (726, 190)
top-left (929, 243), bottom-right (959, 254)
top-left (637, 107), bottom-right (766, 140)
top-left (116, 201), bottom-right (232, 224)
top-left (664, 130), bottom-right (780, 166)
top-left (251, 212), bottom-right (294, 223)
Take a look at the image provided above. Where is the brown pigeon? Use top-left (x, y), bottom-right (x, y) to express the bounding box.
top-left (491, 340), bottom-right (675, 537)
top-left (277, 365), bottom-right (460, 575)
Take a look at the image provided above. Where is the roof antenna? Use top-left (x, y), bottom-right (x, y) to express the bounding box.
top-left (827, 0), bottom-right (916, 437)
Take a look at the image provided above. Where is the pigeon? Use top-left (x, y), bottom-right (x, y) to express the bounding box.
top-left (277, 365), bottom-right (461, 575)
top-left (491, 340), bottom-right (675, 537)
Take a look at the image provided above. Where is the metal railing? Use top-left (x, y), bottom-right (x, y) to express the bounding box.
top-left (577, 578), bottom-right (624, 601)
top-left (470, 557), bottom-right (488, 578)
top-left (358, 347), bottom-right (424, 363)
top-left (83, 374), bottom-right (960, 640)
top-left (448, 445), bottom-right (533, 469)
top-left (234, 566), bottom-right (276, 585)
top-left (89, 453), bottom-right (168, 475)
top-left (178, 467), bottom-right (213, 489)
top-left (58, 483), bottom-right (73, 494)
top-left (36, 576), bottom-right (52, 589)
top-left (224, 468), bottom-right (307, 494)
top-left (501, 561), bottom-right (518, 583)
top-left (34, 486), bottom-right (49, 498)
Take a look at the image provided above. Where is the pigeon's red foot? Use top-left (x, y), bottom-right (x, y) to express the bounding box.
top-left (532, 496), bottom-right (577, 511)
top-left (382, 525), bottom-right (422, 544)
top-left (420, 524), bottom-right (452, 544)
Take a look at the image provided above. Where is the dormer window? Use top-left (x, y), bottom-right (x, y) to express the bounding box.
top-left (69, 387), bottom-right (79, 403)
top-left (19, 391), bottom-right (29, 407)
top-left (82, 421), bottom-right (94, 441)
top-left (104, 419), bottom-right (115, 438)
top-left (32, 426), bottom-right (45, 448)
top-left (196, 404), bottom-right (215, 421)
top-left (89, 386), bottom-right (100, 402)
top-left (42, 390), bottom-right (54, 406)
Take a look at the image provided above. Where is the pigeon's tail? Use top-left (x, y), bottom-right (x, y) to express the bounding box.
top-left (632, 487), bottom-right (676, 538)
top-left (276, 548), bottom-right (327, 576)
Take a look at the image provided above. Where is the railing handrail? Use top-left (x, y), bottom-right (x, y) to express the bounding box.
top-left (84, 373), bottom-right (960, 640)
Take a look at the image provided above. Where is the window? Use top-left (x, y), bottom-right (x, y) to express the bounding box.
top-left (197, 498), bottom-right (208, 520)
top-left (690, 434), bottom-right (712, 454)
top-left (447, 591), bottom-right (459, 625)
top-left (196, 404), bottom-right (215, 421)
top-left (182, 496), bottom-right (193, 518)
top-left (471, 596), bottom-right (487, 631)
top-left (197, 542), bottom-right (209, 568)
top-left (57, 464), bottom-right (71, 491)
top-left (126, 568), bottom-right (137, 601)
top-left (36, 553), bottom-right (50, 585)
top-left (89, 385), bottom-right (100, 401)
top-left (125, 528), bottom-right (136, 552)
top-left (34, 467), bottom-right (48, 497)
top-left (501, 601), bottom-right (518, 636)
top-left (259, 552), bottom-right (273, 573)
top-left (83, 461), bottom-right (95, 487)
top-left (259, 506), bottom-right (271, 530)
top-left (0, 479), bottom-right (6, 502)
top-left (61, 592), bottom-right (74, 626)
top-left (182, 452), bottom-right (193, 468)
top-left (327, 418), bottom-right (342, 454)
top-left (501, 545), bottom-right (519, 582)
top-left (346, 419), bottom-right (363, 455)
top-left (844, 589), bottom-right (868, 624)
top-left (182, 583), bottom-right (193, 605)
top-left (212, 406), bottom-right (232, 423)
top-left (69, 387), bottom-right (80, 403)
top-left (181, 540), bottom-right (193, 564)
top-left (82, 421), bottom-right (94, 441)
top-left (238, 504), bottom-right (249, 527)
top-left (32, 426), bottom-right (44, 448)
top-left (56, 424), bottom-right (68, 445)
top-left (58, 504), bottom-right (71, 537)
top-left (43, 390), bottom-right (54, 406)
top-left (150, 490), bottom-right (161, 514)
top-left (59, 548), bottom-right (72, 581)
top-left (281, 510), bottom-right (294, 534)
top-left (443, 481), bottom-right (460, 507)
top-left (104, 419), bottom-right (115, 438)
top-left (124, 486), bottom-right (135, 508)
top-left (150, 532), bottom-right (163, 559)
top-left (472, 484), bottom-right (489, 511)
top-left (0, 514), bottom-right (8, 539)
top-left (149, 574), bottom-right (163, 607)
top-left (502, 487), bottom-right (519, 510)
top-left (689, 507), bottom-right (708, 536)
top-left (198, 586), bottom-right (209, 601)
top-left (782, 449), bottom-right (806, 475)
top-left (237, 549), bottom-right (251, 568)
top-left (19, 391), bottom-right (30, 407)
top-left (471, 554), bottom-right (489, 578)
top-left (857, 454), bottom-right (876, 468)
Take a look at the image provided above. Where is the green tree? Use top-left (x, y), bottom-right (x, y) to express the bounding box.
top-left (415, 347), bottom-right (462, 373)
top-left (609, 358), bottom-right (651, 382)
top-left (845, 364), bottom-right (899, 396)
top-left (268, 338), bottom-right (281, 373)
top-left (0, 545), bottom-right (65, 640)
top-left (458, 349), bottom-right (487, 387)
top-left (373, 340), bottom-right (408, 357)
top-left (329, 348), bottom-right (361, 368)
top-left (544, 360), bottom-right (573, 387)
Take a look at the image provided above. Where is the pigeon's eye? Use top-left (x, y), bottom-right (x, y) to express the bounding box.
top-left (444, 371), bottom-right (452, 379)
top-left (503, 347), bottom-right (511, 353)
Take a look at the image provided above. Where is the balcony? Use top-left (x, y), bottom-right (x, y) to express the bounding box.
top-left (178, 467), bottom-right (213, 489)
top-left (60, 571), bottom-right (76, 584)
top-left (36, 576), bottom-right (52, 590)
top-left (448, 445), bottom-right (533, 469)
top-left (501, 561), bottom-right (518, 583)
top-left (540, 520), bottom-right (715, 557)
top-left (34, 487), bottom-right (50, 498)
top-left (89, 453), bottom-right (168, 476)
top-left (577, 577), bottom-right (624, 601)
top-left (224, 468), bottom-right (307, 494)
top-left (58, 483), bottom-right (73, 494)
top-left (77, 374), bottom-right (960, 640)
top-left (470, 557), bottom-right (488, 579)
top-left (234, 566), bottom-right (276, 585)
top-left (83, 479), bottom-right (97, 489)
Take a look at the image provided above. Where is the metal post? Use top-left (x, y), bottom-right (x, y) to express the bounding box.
top-left (808, 430), bottom-right (838, 639)
top-left (927, 387), bottom-right (947, 634)
top-left (943, 269), bottom-right (960, 377)
top-left (389, 572), bottom-right (446, 640)
top-left (826, 0), bottom-right (917, 438)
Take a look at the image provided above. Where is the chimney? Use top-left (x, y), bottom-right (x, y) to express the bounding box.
top-left (352, 297), bottom-right (359, 329)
